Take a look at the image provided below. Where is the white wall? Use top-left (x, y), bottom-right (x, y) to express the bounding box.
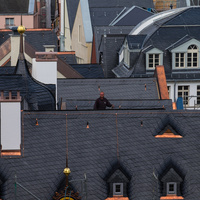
top-left (32, 58), bottom-right (57, 104)
top-left (167, 81), bottom-right (200, 109)
top-left (1, 102), bottom-right (21, 150)
top-left (32, 58), bottom-right (57, 84)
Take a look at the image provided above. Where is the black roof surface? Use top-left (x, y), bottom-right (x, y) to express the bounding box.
top-left (90, 7), bottom-right (126, 26)
top-left (0, 58), bottom-right (56, 110)
top-left (0, 0), bottom-right (29, 14)
top-left (0, 110), bottom-right (200, 199)
top-left (25, 30), bottom-right (58, 52)
top-left (57, 77), bottom-right (160, 101)
top-left (66, 0), bottom-right (79, 33)
top-left (57, 54), bottom-right (77, 64)
top-left (93, 26), bottom-right (133, 63)
top-left (70, 64), bottom-right (104, 78)
top-left (111, 6), bottom-right (153, 26)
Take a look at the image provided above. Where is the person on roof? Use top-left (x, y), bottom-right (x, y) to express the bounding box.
top-left (94, 92), bottom-right (114, 110)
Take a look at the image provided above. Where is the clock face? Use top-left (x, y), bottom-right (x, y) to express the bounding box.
top-left (59, 198), bottom-right (75, 200)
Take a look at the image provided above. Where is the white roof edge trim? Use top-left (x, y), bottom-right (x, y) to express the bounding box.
top-left (28, 0), bottom-right (35, 14)
top-left (130, 7), bottom-right (189, 35)
top-left (80, 0), bottom-right (93, 43)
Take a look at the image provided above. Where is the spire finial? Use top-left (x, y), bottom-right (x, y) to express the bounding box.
top-left (17, 15), bottom-right (25, 59)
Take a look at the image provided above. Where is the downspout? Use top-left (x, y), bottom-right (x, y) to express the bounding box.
top-left (174, 81), bottom-right (176, 103)
top-left (186, 0), bottom-right (191, 6)
top-left (60, 0), bottom-right (65, 51)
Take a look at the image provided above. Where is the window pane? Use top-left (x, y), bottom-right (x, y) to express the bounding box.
top-left (115, 185), bottom-right (121, 192)
top-left (169, 184), bottom-right (174, 191)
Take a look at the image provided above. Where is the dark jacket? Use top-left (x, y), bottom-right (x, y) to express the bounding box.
top-left (94, 97), bottom-right (112, 110)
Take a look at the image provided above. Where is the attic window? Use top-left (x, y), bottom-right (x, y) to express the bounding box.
top-left (146, 48), bottom-right (163, 70)
top-left (160, 168), bottom-right (184, 199)
top-left (187, 45), bottom-right (198, 67)
top-left (149, 54), bottom-right (159, 68)
top-left (106, 165), bottom-right (129, 198)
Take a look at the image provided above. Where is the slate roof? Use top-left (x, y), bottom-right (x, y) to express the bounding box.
top-left (112, 7), bottom-right (200, 78)
top-left (1, 110), bottom-right (200, 199)
top-left (66, 0), bottom-right (80, 33)
top-left (93, 26), bottom-right (133, 63)
top-left (0, 0), bottom-right (30, 14)
top-left (0, 66), bottom-right (14, 74)
top-left (0, 29), bottom-right (58, 53)
top-left (0, 58), bottom-right (56, 110)
top-left (57, 77), bottom-right (161, 102)
top-left (99, 35), bottom-right (126, 77)
top-left (110, 6), bottom-right (153, 26)
top-left (70, 64), bottom-right (104, 78)
top-left (25, 30), bottom-right (58, 52)
top-left (90, 7), bottom-right (126, 26)
top-left (127, 35), bottom-right (147, 50)
top-left (57, 54), bottom-right (77, 64)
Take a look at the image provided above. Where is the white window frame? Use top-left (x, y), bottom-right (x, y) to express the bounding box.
top-left (146, 48), bottom-right (163, 70)
top-left (113, 183), bottom-right (123, 196)
top-left (5, 18), bottom-right (14, 27)
top-left (167, 182), bottom-right (177, 195)
top-left (187, 45), bottom-right (198, 68)
top-left (124, 47), bottom-right (130, 67)
top-left (175, 53), bottom-right (185, 68)
top-left (171, 39), bottom-right (200, 69)
top-left (178, 85), bottom-right (189, 106)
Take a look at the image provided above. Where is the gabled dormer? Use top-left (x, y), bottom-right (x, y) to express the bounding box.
top-left (168, 37), bottom-right (200, 70)
top-left (160, 167), bottom-right (184, 199)
top-left (118, 35), bottom-right (147, 69)
top-left (105, 163), bottom-right (130, 200)
top-left (145, 47), bottom-right (163, 70)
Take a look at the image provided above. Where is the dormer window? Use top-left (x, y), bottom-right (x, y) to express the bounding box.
top-left (187, 45), bottom-right (198, 67)
top-left (146, 48), bottom-right (163, 70)
top-left (170, 38), bottom-right (200, 69)
top-left (160, 167), bottom-right (184, 200)
top-left (149, 53), bottom-right (159, 68)
top-left (167, 182), bottom-right (177, 195)
top-left (113, 183), bottom-right (123, 196)
top-left (105, 163), bottom-right (130, 199)
top-left (175, 53), bottom-right (185, 68)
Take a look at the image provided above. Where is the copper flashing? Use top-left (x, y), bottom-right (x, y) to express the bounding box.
top-left (172, 102), bottom-right (177, 110)
top-left (26, 28), bottom-right (52, 31)
top-left (155, 129), bottom-right (182, 138)
top-left (1, 57), bottom-right (11, 66)
top-left (0, 91), bottom-right (21, 102)
top-left (35, 52), bottom-right (58, 62)
top-left (105, 196), bottom-right (129, 200)
top-left (1, 150), bottom-right (21, 156)
top-left (154, 66), bottom-right (169, 100)
top-left (160, 195), bottom-right (184, 199)
top-left (57, 52), bottom-right (76, 55)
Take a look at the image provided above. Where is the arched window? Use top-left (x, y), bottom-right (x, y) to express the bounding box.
top-left (187, 44), bottom-right (198, 67)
